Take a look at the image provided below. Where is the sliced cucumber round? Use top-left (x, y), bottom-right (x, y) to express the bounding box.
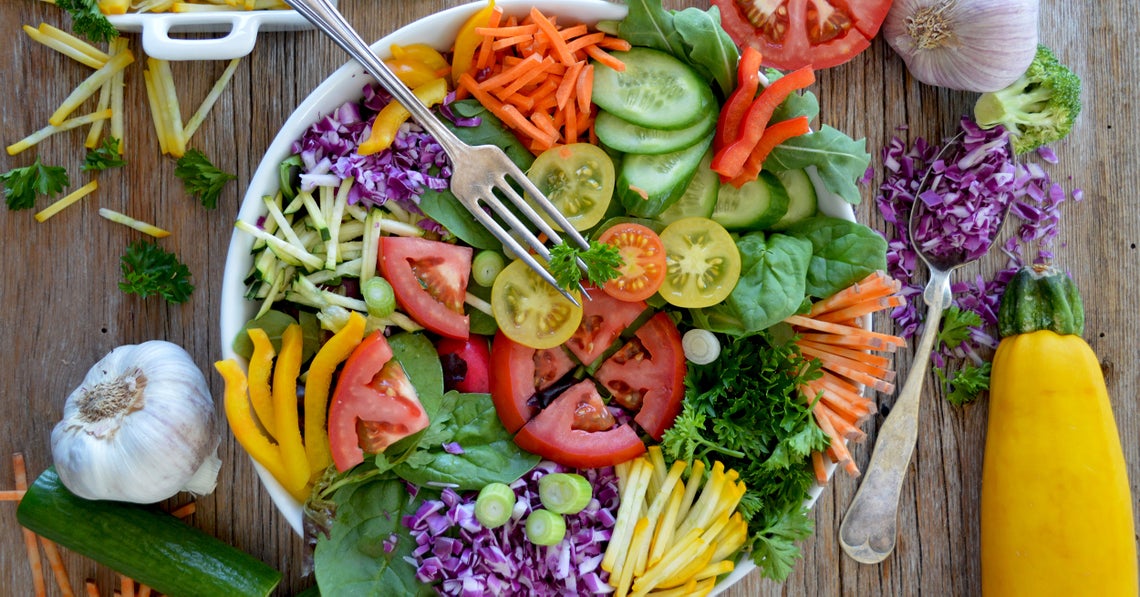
top-left (594, 109), bottom-right (717, 155)
top-left (711, 171), bottom-right (789, 231)
top-left (591, 47), bottom-right (715, 131)
top-left (769, 168), bottom-right (818, 230)
top-left (617, 134), bottom-right (714, 219)
top-left (656, 148), bottom-right (719, 225)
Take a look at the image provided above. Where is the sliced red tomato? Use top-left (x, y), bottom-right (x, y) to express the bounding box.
top-left (594, 312), bottom-right (686, 440)
top-left (489, 329), bottom-right (577, 434)
top-left (712, 0), bottom-right (892, 70)
top-left (564, 288), bottom-right (646, 366)
top-left (379, 236), bottom-right (472, 339)
top-left (436, 335), bottom-right (491, 393)
top-left (514, 380), bottom-right (646, 469)
top-left (328, 331), bottom-right (430, 472)
top-left (597, 223), bottom-right (667, 302)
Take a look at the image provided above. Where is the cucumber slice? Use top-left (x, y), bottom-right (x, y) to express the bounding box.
top-left (617, 134), bottom-right (713, 219)
top-left (656, 148), bottom-right (719, 225)
top-left (594, 108), bottom-right (716, 155)
top-left (711, 170), bottom-right (789, 231)
top-left (591, 47), bottom-right (715, 131)
top-left (769, 168), bottom-right (818, 230)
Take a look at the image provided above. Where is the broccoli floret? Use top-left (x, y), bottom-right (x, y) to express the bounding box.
top-left (974, 45), bottom-right (1082, 155)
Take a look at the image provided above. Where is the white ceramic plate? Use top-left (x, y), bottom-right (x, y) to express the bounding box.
top-left (219, 0), bottom-right (854, 592)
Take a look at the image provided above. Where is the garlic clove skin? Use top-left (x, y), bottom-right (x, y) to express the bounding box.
top-left (51, 340), bottom-right (221, 504)
top-left (883, 0), bottom-right (1040, 93)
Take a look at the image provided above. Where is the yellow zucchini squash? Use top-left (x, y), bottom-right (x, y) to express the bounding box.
top-left (981, 264), bottom-right (1137, 596)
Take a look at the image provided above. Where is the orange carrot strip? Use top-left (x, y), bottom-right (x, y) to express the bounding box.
top-left (498, 56), bottom-right (554, 99)
top-left (138, 585), bottom-right (152, 597)
top-left (529, 7), bottom-right (575, 65)
top-left (563, 100), bottom-right (578, 145)
top-left (785, 315), bottom-right (906, 348)
top-left (14, 453), bottom-right (46, 597)
top-left (797, 339), bottom-right (891, 369)
top-left (492, 34), bottom-right (539, 51)
top-left (555, 60), bottom-right (584, 110)
top-left (799, 344), bottom-right (896, 384)
top-left (85, 580), bottom-right (100, 597)
top-left (815, 402), bottom-right (866, 443)
top-left (808, 271), bottom-right (898, 317)
top-left (500, 103), bottom-right (555, 145)
top-left (585, 44), bottom-right (624, 71)
top-left (39, 537), bottom-right (73, 597)
top-left (170, 501), bottom-right (197, 519)
top-left (598, 36), bottom-right (632, 51)
top-left (477, 52), bottom-right (542, 90)
top-left (816, 295), bottom-right (907, 324)
top-left (811, 451), bottom-right (829, 485)
top-left (795, 331), bottom-right (898, 352)
top-left (576, 63), bottom-right (594, 114)
top-left (473, 7), bottom-right (504, 72)
top-left (813, 412), bottom-right (854, 473)
top-left (475, 24), bottom-right (538, 37)
top-left (565, 31), bottom-right (605, 56)
top-left (531, 110), bottom-right (560, 144)
top-left (557, 24), bottom-right (589, 40)
top-left (524, 77), bottom-right (560, 106)
top-left (460, 73), bottom-right (506, 112)
top-left (531, 92), bottom-right (559, 113)
top-left (120, 576), bottom-right (135, 597)
top-left (805, 379), bottom-right (873, 424)
top-left (0, 489), bottom-right (25, 500)
top-left (502, 92), bottom-right (535, 112)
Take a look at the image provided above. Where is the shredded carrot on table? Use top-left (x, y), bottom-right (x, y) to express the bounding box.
top-left (14, 453), bottom-right (47, 597)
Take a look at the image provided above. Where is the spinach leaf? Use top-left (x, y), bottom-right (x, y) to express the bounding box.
top-left (785, 216), bottom-right (887, 299)
top-left (416, 188), bottom-right (502, 251)
top-left (673, 6), bottom-right (739, 97)
top-left (387, 332), bottom-right (445, 417)
top-left (692, 233), bottom-right (812, 335)
top-left (764, 125), bottom-right (870, 205)
top-left (313, 476), bottom-right (436, 596)
top-left (394, 391), bottom-right (540, 490)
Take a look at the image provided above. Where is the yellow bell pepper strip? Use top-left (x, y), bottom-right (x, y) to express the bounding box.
top-left (450, 0), bottom-right (496, 86)
top-left (303, 311), bottom-right (366, 480)
top-left (390, 43), bottom-right (450, 74)
top-left (385, 57), bottom-right (444, 89)
top-left (245, 327), bottom-right (277, 440)
top-left (358, 77), bottom-right (449, 156)
top-left (214, 359), bottom-right (289, 486)
top-left (272, 324), bottom-right (310, 500)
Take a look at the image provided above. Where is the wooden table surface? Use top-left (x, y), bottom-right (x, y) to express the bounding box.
top-left (2, 1), bottom-right (1136, 595)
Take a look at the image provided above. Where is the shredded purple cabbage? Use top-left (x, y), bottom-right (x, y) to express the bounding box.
top-left (404, 461), bottom-right (620, 596)
top-left (875, 116), bottom-right (1082, 362)
top-left (291, 83), bottom-right (453, 214)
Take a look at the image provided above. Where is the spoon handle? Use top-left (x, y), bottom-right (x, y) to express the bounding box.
top-left (838, 268), bottom-right (951, 564)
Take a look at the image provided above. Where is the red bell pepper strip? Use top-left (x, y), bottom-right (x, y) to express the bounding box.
top-left (714, 46), bottom-right (764, 151)
top-left (710, 65), bottom-right (816, 179)
top-left (727, 116), bottom-right (812, 188)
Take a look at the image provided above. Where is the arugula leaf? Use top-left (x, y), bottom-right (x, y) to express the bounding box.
top-left (119, 240), bottom-right (194, 304)
top-left (619, 0), bottom-right (739, 97)
top-left (1, 157), bottom-right (69, 210)
top-left (764, 125), bottom-right (872, 205)
top-left (82, 137), bottom-right (126, 172)
top-left (174, 148), bottom-right (235, 209)
top-left (55, 0), bottom-right (118, 44)
top-left (937, 361), bottom-right (992, 406)
top-left (548, 240), bottom-right (623, 291)
top-left (617, 0), bottom-right (686, 58)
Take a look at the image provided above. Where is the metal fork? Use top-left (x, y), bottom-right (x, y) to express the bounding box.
top-left (284, 0), bottom-right (591, 303)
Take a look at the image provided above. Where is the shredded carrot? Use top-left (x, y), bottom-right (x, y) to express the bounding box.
top-left (585, 43), bottom-right (625, 71)
top-left (138, 585), bottom-right (153, 597)
top-left (0, 489), bottom-right (25, 500)
top-left (786, 315), bottom-right (906, 349)
top-left (39, 537), bottom-right (73, 597)
top-left (798, 339), bottom-right (891, 368)
top-left (575, 63), bottom-right (594, 114)
top-left (170, 501), bottom-right (197, 518)
top-left (85, 580), bottom-right (100, 597)
top-left (816, 294), bottom-right (907, 324)
top-left (808, 271), bottom-right (901, 317)
top-left (811, 451), bottom-right (829, 485)
top-left (554, 60), bottom-right (583, 109)
top-left (14, 453), bottom-right (46, 597)
top-left (120, 575), bottom-right (135, 597)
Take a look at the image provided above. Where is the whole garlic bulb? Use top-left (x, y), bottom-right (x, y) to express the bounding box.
top-left (51, 340), bottom-right (222, 504)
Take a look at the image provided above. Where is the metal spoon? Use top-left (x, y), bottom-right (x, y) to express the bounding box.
top-left (838, 133), bottom-right (1011, 564)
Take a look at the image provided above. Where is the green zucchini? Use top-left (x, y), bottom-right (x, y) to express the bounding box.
top-left (17, 467), bottom-right (282, 597)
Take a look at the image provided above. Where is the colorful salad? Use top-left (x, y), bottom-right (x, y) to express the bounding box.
top-left (216, 0), bottom-right (897, 594)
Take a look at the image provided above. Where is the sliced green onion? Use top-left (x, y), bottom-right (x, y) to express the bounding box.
top-left (362, 276), bottom-right (396, 318)
top-left (682, 328), bottom-right (721, 365)
top-left (538, 473), bottom-right (593, 515)
top-left (471, 250), bottom-right (506, 287)
top-left (474, 482), bottom-right (516, 529)
top-left (524, 509), bottom-right (566, 546)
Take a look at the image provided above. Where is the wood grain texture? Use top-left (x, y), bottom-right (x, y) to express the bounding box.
top-left (1, 1), bottom-right (1136, 595)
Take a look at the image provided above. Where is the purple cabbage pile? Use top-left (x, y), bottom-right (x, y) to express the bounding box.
top-left (404, 462), bottom-right (620, 596)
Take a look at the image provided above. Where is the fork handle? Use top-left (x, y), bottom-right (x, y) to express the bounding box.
top-left (838, 267), bottom-right (951, 564)
top-left (283, 0), bottom-right (466, 154)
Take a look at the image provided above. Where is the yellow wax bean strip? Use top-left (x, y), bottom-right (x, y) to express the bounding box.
top-left (98, 208), bottom-right (171, 238)
top-left (50, 50), bottom-right (134, 126)
top-left (34, 180), bottom-right (99, 223)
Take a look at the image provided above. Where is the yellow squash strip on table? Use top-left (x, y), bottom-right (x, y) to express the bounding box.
top-left (303, 311), bottom-right (366, 480)
top-left (981, 264), bottom-right (1138, 596)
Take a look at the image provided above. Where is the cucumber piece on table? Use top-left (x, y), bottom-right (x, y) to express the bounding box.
top-left (591, 47), bottom-right (716, 131)
top-left (711, 170), bottom-right (789, 231)
top-left (594, 108), bottom-right (716, 155)
top-left (769, 168), bottom-right (818, 230)
top-left (656, 148), bottom-right (719, 225)
top-left (617, 134), bottom-right (713, 218)
top-left (17, 467), bottom-right (282, 597)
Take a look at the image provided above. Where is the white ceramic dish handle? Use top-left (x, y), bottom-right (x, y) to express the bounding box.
top-left (140, 13), bottom-right (262, 60)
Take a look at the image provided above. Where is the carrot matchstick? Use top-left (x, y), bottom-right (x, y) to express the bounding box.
top-left (13, 453), bottom-right (46, 597)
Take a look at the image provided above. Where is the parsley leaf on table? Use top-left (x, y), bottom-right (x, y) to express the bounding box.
top-left (1, 158), bottom-right (69, 210)
top-left (119, 240), bottom-right (194, 304)
top-left (175, 148), bottom-right (236, 209)
top-left (937, 361), bottom-right (992, 406)
top-left (54, 0), bottom-right (118, 44)
top-left (937, 305), bottom-right (983, 351)
top-left (82, 137), bottom-right (126, 172)
top-left (547, 240), bottom-right (623, 290)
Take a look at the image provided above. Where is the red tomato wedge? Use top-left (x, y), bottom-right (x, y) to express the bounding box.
top-left (712, 0), bottom-right (892, 70)
top-left (436, 335), bottom-right (492, 394)
top-left (379, 236), bottom-right (472, 339)
top-left (513, 380), bottom-right (646, 469)
top-left (328, 331), bottom-right (430, 472)
top-left (564, 289), bottom-right (647, 366)
top-left (597, 223), bottom-right (667, 303)
top-left (594, 312), bottom-right (686, 440)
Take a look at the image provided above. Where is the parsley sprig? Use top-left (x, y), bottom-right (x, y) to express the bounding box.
top-left (55, 0), bottom-right (118, 44)
top-left (82, 137), bottom-right (126, 172)
top-left (547, 240), bottom-right (623, 290)
top-left (119, 240), bottom-right (194, 304)
top-left (1, 158), bottom-right (70, 210)
top-left (936, 306), bottom-right (991, 404)
top-left (175, 149), bottom-right (236, 209)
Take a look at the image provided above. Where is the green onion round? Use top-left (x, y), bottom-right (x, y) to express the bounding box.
top-left (362, 276), bottom-right (397, 318)
top-left (538, 473), bottom-right (593, 515)
top-left (474, 482), bottom-right (516, 529)
top-left (524, 509), bottom-right (566, 546)
top-left (471, 250), bottom-right (506, 287)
